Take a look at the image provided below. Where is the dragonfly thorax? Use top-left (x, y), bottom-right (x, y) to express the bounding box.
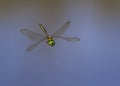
top-left (47, 35), bottom-right (55, 46)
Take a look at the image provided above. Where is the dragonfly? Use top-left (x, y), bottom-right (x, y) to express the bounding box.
top-left (20, 21), bottom-right (80, 51)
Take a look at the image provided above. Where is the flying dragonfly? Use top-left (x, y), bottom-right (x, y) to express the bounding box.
top-left (20, 21), bottom-right (80, 51)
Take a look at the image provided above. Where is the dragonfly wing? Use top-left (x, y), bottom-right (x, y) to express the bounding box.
top-left (27, 38), bottom-right (46, 52)
top-left (54, 36), bottom-right (80, 42)
top-left (39, 24), bottom-right (48, 36)
top-left (20, 29), bottom-right (44, 41)
top-left (52, 21), bottom-right (70, 36)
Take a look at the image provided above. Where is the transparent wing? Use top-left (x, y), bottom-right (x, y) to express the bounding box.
top-left (54, 36), bottom-right (80, 42)
top-left (27, 38), bottom-right (46, 52)
top-left (39, 24), bottom-right (48, 36)
top-left (52, 21), bottom-right (70, 36)
top-left (20, 29), bottom-right (44, 41)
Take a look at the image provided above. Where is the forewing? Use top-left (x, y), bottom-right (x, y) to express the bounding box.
top-left (52, 21), bottom-right (70, 36)
top-left (20, 29), bottom-right (44, 41)
top-left (54, 36), bottom-right (80, 42)
top-left (27, 38), bottom-right (45, 52)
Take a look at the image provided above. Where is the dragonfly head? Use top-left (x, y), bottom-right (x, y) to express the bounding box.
top-left (47, 36), bottom-right (55, 47)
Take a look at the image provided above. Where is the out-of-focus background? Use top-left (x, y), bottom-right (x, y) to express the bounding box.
top-left (0, 0), bottom-right (120, 86)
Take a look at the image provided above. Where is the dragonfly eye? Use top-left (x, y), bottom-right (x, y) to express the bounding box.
top-left (47, 40), bottom-right (55, 46)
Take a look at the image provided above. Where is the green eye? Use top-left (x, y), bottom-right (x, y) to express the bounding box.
top-left (48, 40), bottom-right (55, 46)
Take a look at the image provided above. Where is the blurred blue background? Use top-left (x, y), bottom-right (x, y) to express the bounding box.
top-left (0, 0), bottom-right (120, 86)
